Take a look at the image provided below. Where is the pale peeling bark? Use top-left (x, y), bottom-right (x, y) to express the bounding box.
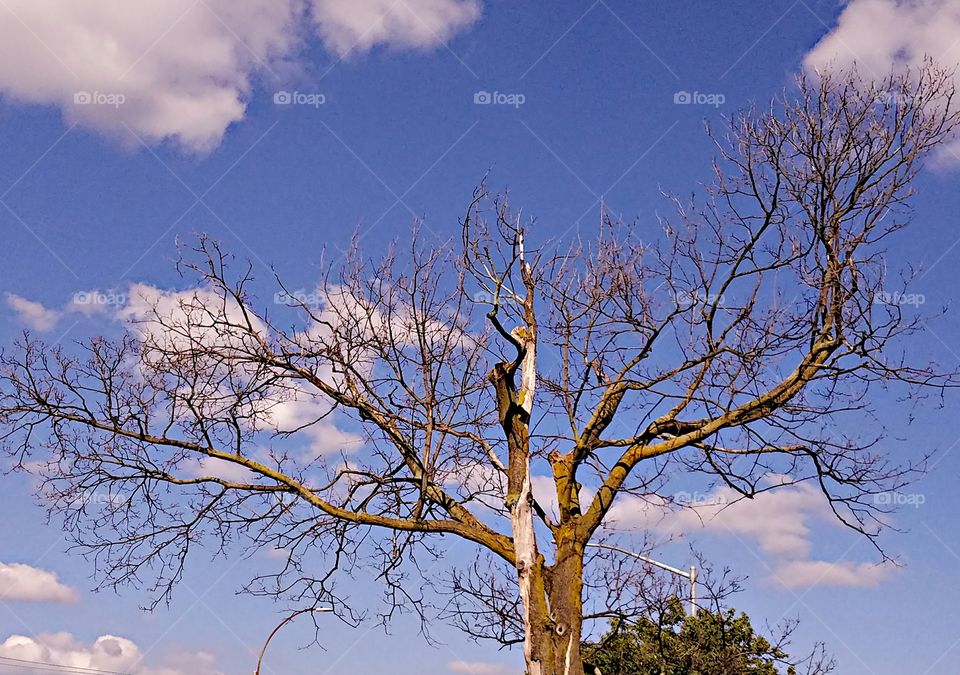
top-left (513, 468), bottom-right (541, 674)
top-left (502, 238), bottom-right (553, 674)
top-left (488, 324), bottom-right (550, 672)
top-left (496, 238), bottom-right (587, 675)
top-left (511, 324), bottom-right (540, 674)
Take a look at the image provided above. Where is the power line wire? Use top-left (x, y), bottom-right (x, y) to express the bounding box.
top-left (0, 655), bottom-right (134, 675)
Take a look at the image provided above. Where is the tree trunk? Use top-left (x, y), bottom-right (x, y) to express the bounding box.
top-left (501, 246), bottom-right (587, 675)
top-left (518, 536), bottom-right (585, 675)
top-left (511, 463), bottom-right (547, 673)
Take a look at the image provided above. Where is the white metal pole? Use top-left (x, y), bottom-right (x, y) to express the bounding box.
top-left (585, 543), bottom-right (698, 616)
top-left (689, 565), bottom-right (697, 616)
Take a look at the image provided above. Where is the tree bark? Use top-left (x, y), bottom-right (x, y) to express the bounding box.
top-left (499, 372), bottom-right (585, 674)
top-left (510, 451), bottom-right (546, 673)
top-left (495, 240), bottom-right (587, 675)
top-left (541, 536), bottom-right (586, 675)
top-left (509, 539), bottom-right (586, 675)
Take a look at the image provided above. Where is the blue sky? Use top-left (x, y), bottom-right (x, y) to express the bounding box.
top-left (1, 1), bottom-right (960, 674)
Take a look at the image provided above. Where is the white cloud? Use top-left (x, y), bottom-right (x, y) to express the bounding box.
top-left (0, 563), bottom-right (78, 603)
top-left (530, 474), bottom-right (595, 524)
top-left (603, 479), bottom-right (894, 590)
top-left (120, 283), bottom-right (366, 459)
top-left (263, 391), bottom-right (365, 458)
top-left (0, 632), bottom-right (222, 675)
top-left (5, 294), bottom-right (61, 332)
top-left (119, 282), bottom-right (273, 361)
top-left (804, 0), bottom-right (960, 159)
top-left (0, 0), bottom-right (298, 152)
top-left (180, 456), bottom-right (257, 483)
top-left (771, 559), bottom-right (895, 589)
top-left (805, 0), bottom-right (960, 78)
top-left (0, 0), bottom-right (481, 151)
top-left (7, 283), bottom-right (368, 463)
top-left (447, 661), bottom-right (517, 675)
top-left (311, 0), bottom-right (481, 56)
top-left (605, 481), bottom-right (819, 558)
top-left (95, 282), bottom-right (366, 467)
top-left (6, 289), bottom-right (128, 331)
top-left (653, 483), bottom-right (825, 559)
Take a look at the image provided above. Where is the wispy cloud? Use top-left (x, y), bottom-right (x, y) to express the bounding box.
top-left (772, 559), bottom-right (894, 589)
top-left (5, 289), bottom-right (121, 332)
top-left (4, 294), bottom-right (61, 332)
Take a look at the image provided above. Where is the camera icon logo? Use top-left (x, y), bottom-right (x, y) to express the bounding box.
top-left (273, 91), bottom-right (292, 105)
top-left (474, 90), bottom-right (492, 105)
top-left (74, 91), bottom-right (92, 105)
top-left (673, 91), bottom-right (692, 105)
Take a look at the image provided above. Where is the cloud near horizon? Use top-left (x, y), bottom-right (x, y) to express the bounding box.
top-left (447, 660), bottom-right (519, 675)
top-left (0, 0), bottom-right (481, 151)
top-left (0, 632), bottom-right (223, 675)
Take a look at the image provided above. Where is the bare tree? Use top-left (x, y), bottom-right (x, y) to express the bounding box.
top-left (2, 64), bottom-right (958, 675)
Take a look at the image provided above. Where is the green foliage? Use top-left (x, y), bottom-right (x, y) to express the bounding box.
top-left (582, 599), bottom-right (797, 675)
